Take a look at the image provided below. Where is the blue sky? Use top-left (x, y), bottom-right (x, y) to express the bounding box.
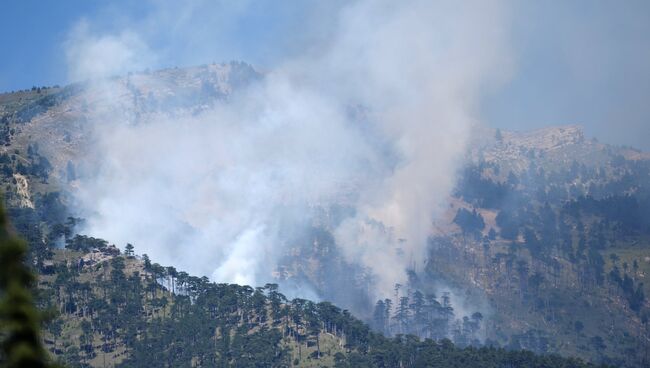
top-left (482, 1), bottom-right (650, 150)
top-left (0, 1), bottom-right (97, 90)
top-left (0, 0), bottom-right (648, 149)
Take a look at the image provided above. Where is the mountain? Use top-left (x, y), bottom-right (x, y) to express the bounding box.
top-left (0, 64), bottom-right (648, 367)
top-left (433, 124), bottom-right (650, 366)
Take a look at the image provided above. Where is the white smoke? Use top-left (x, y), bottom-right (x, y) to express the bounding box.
top-left (65, 20), bottom-right (154, 82)
top-left (321, 0), bottom-right (513, 296)
top-left (65, 0), bottom-right (513, 301)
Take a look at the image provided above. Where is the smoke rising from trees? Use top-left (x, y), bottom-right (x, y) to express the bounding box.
top-left (65, 0), bottom-right (513, 303)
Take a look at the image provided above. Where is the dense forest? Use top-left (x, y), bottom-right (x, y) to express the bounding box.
top-left (1, 221), bottom-right (609, 367)
top-left (1, 74), bottom-right (649, 367)
top-left (0, 192), bottom-right (609, 367)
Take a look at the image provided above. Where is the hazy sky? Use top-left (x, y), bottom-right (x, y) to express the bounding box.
top-left (1, 0), bottom-right (648, 149)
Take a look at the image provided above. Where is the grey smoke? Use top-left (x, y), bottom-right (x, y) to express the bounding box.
top-left (66, 0), bottom-right (513, 302)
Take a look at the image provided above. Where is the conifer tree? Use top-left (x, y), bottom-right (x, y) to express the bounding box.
top-left (0, 202), bottom-right (59, 368)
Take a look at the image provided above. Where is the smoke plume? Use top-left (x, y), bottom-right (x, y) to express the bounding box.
top-left (65, 0), bottom-right (513, 302)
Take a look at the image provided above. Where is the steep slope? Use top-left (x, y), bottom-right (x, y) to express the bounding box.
top-left (33, 234), bottom-right (606, 368)
top-left (1, 66), bottom-right (649, 366)
top-left (428, 125), bottom-right (650, 366)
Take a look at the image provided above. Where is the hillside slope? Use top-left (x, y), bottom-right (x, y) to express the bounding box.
top-left (1, 65), bottom-right (649, 366)
top-left (33, 235), bottom-right (607, 368)
top-left (426, 125), bottom-right (650, 366)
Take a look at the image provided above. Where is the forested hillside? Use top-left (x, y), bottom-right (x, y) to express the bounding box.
top-left (428, 127), bottom-right (650, 366)
top-left (31, 231), bottom-right (606, 368)
top-left (0, 66), bottom-right (649, 367)
top-left (274, 125), bottom-right (650, 367)
top-left (0, 193), bottom-right (610, 367)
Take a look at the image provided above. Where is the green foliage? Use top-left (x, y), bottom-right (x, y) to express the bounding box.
top-left (0, 202), bottom-right (59, 368)
top-left (32, 242), bottom-right (610, 368)
top-left (1, 99), bottom-right (647, 366)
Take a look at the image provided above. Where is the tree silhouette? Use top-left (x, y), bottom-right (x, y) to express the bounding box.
top-left (0, 202), bottom-right (60, 368)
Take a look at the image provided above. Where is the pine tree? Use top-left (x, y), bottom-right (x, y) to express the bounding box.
top-left (125, 243), bottom-right (135, 257)
top-left (0, 202), bottom-right (60, 368)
